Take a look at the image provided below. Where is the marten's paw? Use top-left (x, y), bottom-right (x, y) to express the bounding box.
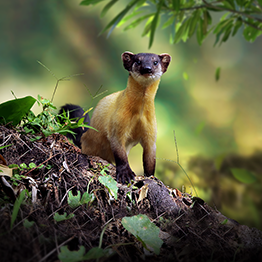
top-left (116, 164), bottom-right (135, 184)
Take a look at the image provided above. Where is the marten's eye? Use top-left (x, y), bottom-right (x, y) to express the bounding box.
top-left (136, 60), bottom-right (141, 65)
top-left (153, 61), bottom-right (158, 65)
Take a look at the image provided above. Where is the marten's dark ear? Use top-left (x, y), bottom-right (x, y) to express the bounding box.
top-left (122, 51), bottom-right (134, 71)
top-left (159, 53), bottom-right (171, 73)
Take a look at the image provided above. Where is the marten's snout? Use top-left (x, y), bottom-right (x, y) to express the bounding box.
top-left (140, 67), bottom-right (153, 75)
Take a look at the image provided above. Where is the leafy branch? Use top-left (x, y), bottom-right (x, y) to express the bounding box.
top-left (80, 0), bottom-right (262, 47)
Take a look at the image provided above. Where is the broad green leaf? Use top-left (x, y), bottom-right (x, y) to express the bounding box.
top-left (230, 168), bottom-right (257, 184)
top-left (68, 190), bottom-right (81, 209)
top-left (100, 0), bottom-right (118, 18)
top-left (80, 0), bottom-right (106, 6)
top-left (98, 175), bottom-right (118, 200)
top-left (11, 190), bottom-right (26, 229)
top-left (122, 214), bottom-right (163, 255)
top-left (58, 245), bottom-right (85, 262)
top-left (0, 96), bottom-right (36, 126)
top-left (215, 67), bottom-right (221, 81)
top-left (54, 212), bottom-right (75, 222)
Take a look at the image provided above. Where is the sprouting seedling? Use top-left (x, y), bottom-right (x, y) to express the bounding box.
top-left (37, 61), bottom-right (84, 103)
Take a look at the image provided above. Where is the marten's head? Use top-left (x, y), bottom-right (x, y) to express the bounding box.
top-left (122, 52), bottom-right (171, 84)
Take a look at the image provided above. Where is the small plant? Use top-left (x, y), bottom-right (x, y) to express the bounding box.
top-left (54, 212), bottom-right (75, 222)
top-left (98, 166), bottom-right (118, 200)
top-left (68, 190), bottom-right (94, 209)
top-left (10, 189), bottom-right (27, 230)
top-left (122, 214), bottom-right (163, 255)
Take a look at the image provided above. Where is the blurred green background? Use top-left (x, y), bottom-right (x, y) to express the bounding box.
top-left (1, 1), bottom-right (262, 229)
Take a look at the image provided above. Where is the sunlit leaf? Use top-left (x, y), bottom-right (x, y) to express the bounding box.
top-left (0, 96), bottom-right (36, 126)
top-left (230, 168), bottom-right (257, 184)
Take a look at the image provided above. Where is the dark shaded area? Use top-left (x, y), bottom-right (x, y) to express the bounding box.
top-left (0, 125), bottom-right (262, 262)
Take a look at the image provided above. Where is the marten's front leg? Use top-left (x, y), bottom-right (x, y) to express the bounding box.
top-left (113, 150), bottom-right (135, 184)
top-left (141, 139), bottom-right (156, 177)
top-left (110, 137), bottom-right (135, 184)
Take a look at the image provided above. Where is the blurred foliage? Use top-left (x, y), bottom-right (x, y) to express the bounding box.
top-left (81, 0), bottom-right (262, 47)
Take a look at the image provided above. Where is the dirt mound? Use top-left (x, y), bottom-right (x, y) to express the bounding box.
top-left (0, 125), bottom-right (262, 261)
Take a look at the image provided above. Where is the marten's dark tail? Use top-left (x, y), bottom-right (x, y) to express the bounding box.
top-left (59, 104), bottom-right (90, 148)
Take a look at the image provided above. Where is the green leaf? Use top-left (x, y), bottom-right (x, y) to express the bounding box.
top-left (230, 168), bottom-right (257, 184)
top-left (172, 0), bottom-right (180, 11)
top-left (173, 19), bottom-right (190, 44)
top-left (124, 13), bottom-right (153, 31)
top-left (149, 0), bottom-right (164, 48)
top-left (118, 10), bottom-right (144, 27)
top-left (99, 175), bottom-right (118, 200)
top-left (122, 214), bottom-right (163, 255)
top-left (58, 246), bottom-right (86, 262)
top-left (54, 212), bottom-right (75, 222)
top-left (232, 17), bottom-right (243, 36)
top-left (68, 191), bottom-right (81, 209)
top-left (100, 0), bottom-right (118, 18)
top-left (215, 67), bottom-right (221, 81)
top-left (101, 0), bottom-right (140, 37)
top-left (0, 96), bottom-right (36, 126)
top-left (188, 9), bottom-right (201, 37)
top-left (80, 192), bottom-right (94, 205)
top-left (80, 0), bottom-right (106, 6)
top-left (141, 16), bottom-right (154, 37)
top-left (83, 247), bottom-right (112, 260)
top-left (243, 23), bottom-right (262, 42)
top-left (23, 219), bottom-right (35, 228)
top-left (11, 190), bottom-right (26, 229)
top-left (162, 15), bottom-right (175, 29)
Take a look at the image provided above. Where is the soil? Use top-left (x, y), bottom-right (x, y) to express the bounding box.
top-left (0, 125), bottom-right (262, 262)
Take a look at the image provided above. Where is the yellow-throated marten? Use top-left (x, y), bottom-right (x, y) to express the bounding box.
top-left (60, 52), bottom-right (171, 183)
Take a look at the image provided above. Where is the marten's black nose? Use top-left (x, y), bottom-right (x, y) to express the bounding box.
top-left (141, 67), bottom-right (152, 75)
